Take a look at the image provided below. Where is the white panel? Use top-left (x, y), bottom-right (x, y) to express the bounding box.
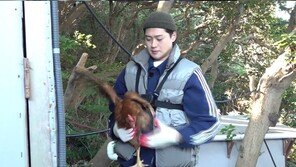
top-left (197, 140), bottom-right (285, 167)
top-left (0, 1), bottom-right (29, 167)
top-left (24, 1), bottom-right (57, 167)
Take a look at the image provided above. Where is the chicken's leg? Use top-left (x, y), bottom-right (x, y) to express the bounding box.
top-left (131, 147), bottom-right (147, 167)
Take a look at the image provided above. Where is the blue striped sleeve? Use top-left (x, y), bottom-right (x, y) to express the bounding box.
top-left (178, 67), bottom-right (220, 147)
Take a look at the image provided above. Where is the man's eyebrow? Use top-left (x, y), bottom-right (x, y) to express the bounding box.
top-left (145, 35), bottom-right (163, 38)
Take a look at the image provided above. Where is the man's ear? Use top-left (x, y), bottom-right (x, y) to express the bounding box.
top-left (171, 31), bottom-right (177, 42)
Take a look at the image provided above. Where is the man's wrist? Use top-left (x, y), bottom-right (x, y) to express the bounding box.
top-left (174, 131), bottom-right (182, 143)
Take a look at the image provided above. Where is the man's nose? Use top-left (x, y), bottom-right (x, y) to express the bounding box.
top-left (151, 39), bottom-right (157, 47)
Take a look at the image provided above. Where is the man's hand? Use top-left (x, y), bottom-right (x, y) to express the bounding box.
top-left (113, 122), bottom-right (135, 142)
top-left (139, 119), bottom-right (181, 148)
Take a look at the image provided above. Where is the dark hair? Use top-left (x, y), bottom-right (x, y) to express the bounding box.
top-left (166, 29), bottom-right (174, 36)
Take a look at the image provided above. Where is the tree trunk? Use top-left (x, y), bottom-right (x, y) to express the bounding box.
top-left (157, 0), bottom-right (174, 13)
top-left (208, 59), bottom-right (218, 89)
top-left (64, 53), bottom-right (113, 167)
top-left (248, 75), bottom-right (257, 100)
top-left (64, 53), bottom-right (97, 112)
top-left (89, 137), bottom-right (113, 167)
top-left (59, 2), bottom-right (86, 34)
top-left (287, 4), bottom-right (295, 33)
top-left (235, 51), bottom-right (296, 167)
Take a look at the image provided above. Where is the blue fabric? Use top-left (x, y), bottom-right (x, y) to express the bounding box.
top-left (147, 58), bottom-right (168, 93)
top-left (108, 57), bottom-right (217, 165)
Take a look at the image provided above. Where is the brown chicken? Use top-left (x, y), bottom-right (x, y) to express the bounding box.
top-left (114, 92), bottom-right (154, 167)
top-left (75, 67), bottom-right (154, 167)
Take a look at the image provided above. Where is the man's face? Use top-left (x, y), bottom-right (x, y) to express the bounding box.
top-left (144, 28), bottom-right (176, 61)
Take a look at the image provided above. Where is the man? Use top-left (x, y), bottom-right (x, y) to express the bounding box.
top-left (108, 11), bottom-right (220, 167)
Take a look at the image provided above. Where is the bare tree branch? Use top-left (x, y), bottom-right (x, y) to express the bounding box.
top-left (157, 0), bottom-right (175, 13)
top-left (288, 3), bottom-right (296, 33)
top-left (201, 1), bottom-right (247, 74)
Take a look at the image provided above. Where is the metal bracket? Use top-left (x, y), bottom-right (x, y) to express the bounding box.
top-left (24, 58), bottom-right (30, 99)
top-left (227, 141), bottom-right (235, 158)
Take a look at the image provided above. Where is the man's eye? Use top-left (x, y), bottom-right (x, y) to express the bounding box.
top-left (146, 38), bottom-right (151, 41)
top-left (156, 38), bottom-right (163, 41)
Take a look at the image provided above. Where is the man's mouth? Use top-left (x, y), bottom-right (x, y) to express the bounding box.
top-left (151, 50), bottom-right (158, 54)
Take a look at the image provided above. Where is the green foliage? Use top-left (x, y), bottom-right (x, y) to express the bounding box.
top-left (287, 160), bottom-right (296, 167)
top-left (220, 124), bottom-right (237, 141)
top-left (275, 33), bottom-right (296, 54)
top-left (66, 135), bottom-right (103, 166)
top-left (60, 35), bottom-right (79, 69)
top-left (60, 31), bottom-right (97, 71)
top-left (60, 35), bottom-right (79, 54)
top-left (289, 147), bottom-right (296, 166)
top-left (268, 17), bottom-right (287, 40)
top-left (79, 96), bottom-right (109, 114)
top-left (230, 65), bottom-right (246, 76)
top-left (280, 83), bottom-right (296, 128)
top-left (283, 112), bottom-right (296, 127)
top-left (61, 70), bottom-right (72, 90)
top-left (280, 83), bottom-right (296, 163)
top-left (66, 86), bottom-right (110, 166)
